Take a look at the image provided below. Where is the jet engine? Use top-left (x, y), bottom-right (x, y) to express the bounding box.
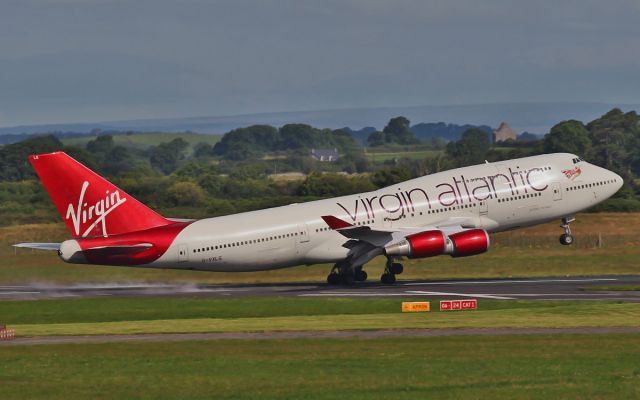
top-left (384, 229), bottom-right (489, 258)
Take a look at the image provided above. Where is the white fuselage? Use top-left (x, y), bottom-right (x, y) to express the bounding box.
top-left (152, 153), bottom-right (622, 272)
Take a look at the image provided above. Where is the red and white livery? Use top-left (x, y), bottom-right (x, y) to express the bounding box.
top-left (16, 152), bottom-right (623, 284)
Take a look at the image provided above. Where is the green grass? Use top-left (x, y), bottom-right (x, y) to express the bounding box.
top-left (4, 245), bottom-right (640, 285)
top-left (2, 335), bottom-right (640, 399)
top-left (3, 213), bottom-right (640, 285)
top-left (581, 285), bottom-right (640, 292)
top-left (3, 297), bottom-right (639, 337)
top-left (365, 149), bottom-right (442, 162)
top-left (0, 296), bottom-right (626, 325)
top-left (1, 297), bottom-right (424, 324)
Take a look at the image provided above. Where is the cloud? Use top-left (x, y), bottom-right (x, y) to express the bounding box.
top-left (0, 0), bottom-right (639, 126)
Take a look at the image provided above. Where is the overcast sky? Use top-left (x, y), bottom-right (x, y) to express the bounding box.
top-left (1, 0), bottom-right (639, 126)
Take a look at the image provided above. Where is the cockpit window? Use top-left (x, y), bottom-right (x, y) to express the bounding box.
top-left (572, 157), bottom-right (584, 164)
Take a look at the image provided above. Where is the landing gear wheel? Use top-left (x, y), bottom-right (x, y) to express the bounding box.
top-left (559, 234), bottom-right (574, 246)
top-left (382, 256), bottom-right (401, 284)
top-left (381, 273), bottom-right (396, 284)
top-left (559, 216), bottom-right (575, 246)
top-left (390, 263), bottom-right (403, 275)
top-left (327, 273), bottom-right (341, 285)
top-left (355, 269), bottom-right (368, 282)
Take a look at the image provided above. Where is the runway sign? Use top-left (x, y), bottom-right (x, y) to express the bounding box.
top-left (0, 328), bottom-right (16, 340)
top-left (402, 301), bottom-right (431, 312)
top-left (440, 299), bottom-right (477, 311)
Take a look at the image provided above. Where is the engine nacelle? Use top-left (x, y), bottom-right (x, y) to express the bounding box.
top-left (384, 230), bottom-right (446, 259)
top-left (448, 229), bottom-right (490, 257)
top-left (384, 229), bottom-right (489, 259)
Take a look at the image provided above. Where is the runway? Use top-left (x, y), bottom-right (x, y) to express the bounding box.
top-left (1, 275), bottom-right (640, 301)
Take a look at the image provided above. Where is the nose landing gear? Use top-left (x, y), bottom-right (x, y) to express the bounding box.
top-left (559, 216), bottom-right (575, 246)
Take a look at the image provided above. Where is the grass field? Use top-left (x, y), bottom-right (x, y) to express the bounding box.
top-left (581, 285), bottom-right (640, 291)
top-left (365, 149), bottom-right (442, 162)
top-left (2, 297), bottom-right (638, 337)
top-left (2, 334), bottom-right (639, 399)
top-left (3, 213), bottom-right (638, 399)
top-left (61, 132), bottom-right (221, 151)
top-left (3, 213), bottom-right (640, 284)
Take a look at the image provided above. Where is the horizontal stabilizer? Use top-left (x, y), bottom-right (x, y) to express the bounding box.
top-left (13, 243), bottom-right (61, 251)
top-left (83, 243), bottom-right (153, 257)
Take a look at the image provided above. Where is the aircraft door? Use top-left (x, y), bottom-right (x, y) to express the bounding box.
top-left (178, 244), bottom-right (188, 262)
top-left (478, 200), bottom-right (488, 216)
top-left (297, 224), bottom-right (309, 243)
top-left (551, 182), bottom-right (562, 201)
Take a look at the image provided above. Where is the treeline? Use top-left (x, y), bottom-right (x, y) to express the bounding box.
top-left (206, 124), bottom-right (362, 161)
top-left (0, 108), bottom-right (639, 227)
top-left (0, 159), bottom-right (399, 226)
top-left (440, 108), bottom-right (640, 211)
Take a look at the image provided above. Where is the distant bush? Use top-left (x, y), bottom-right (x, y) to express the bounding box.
top-left (589, 198), bottom-right (640, 212)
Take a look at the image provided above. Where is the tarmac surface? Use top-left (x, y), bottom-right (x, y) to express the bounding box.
top-left (1, 275), bottom-right (640, 301)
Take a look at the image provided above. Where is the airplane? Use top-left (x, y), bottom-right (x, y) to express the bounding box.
top-left (15, 151), bottom-right (623, 284)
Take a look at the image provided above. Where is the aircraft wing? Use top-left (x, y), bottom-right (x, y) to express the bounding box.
top-left (321, 215), bottom-right (479, 267)
top-left (321, 215), bottom-right (478, 244)
top-left (321, 215), bottom-right (395, 246)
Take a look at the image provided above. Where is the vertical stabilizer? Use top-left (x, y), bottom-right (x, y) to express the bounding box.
top-left (29, 152), bottom-right (171, 238)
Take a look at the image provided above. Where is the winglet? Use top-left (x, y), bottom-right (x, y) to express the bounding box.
top-left (321, 215), bottom-right (353, 230)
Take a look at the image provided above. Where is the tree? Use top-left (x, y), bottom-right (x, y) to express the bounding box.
top-left (371, 167), bottom-right (411, 188)
top-left (86, 135), bottom-right (114, 155)
top-left (193, 142), bottom-right (215, 158)
top-left (279, 124), bottom-right (319, 150)
top-left (197, 174), bottom-right (225, 196)
top-left (297, 173), bottom-right (375, 197)
top-left (224, 141), bottom-right (258, 161)
top-left (446, 128), bottom-right (491, 166)
top-left (149, 138), bottom-right (189, 174)
top-left (102, 146), bottom-right (136, 176)
top-left (167, 181), bottom-right (205, 207)
top-left (0, 135), bottom-right (66, 181)
top-left (367, 131), bottom-right (385, 147)
top-left (213, 125), bottom-right (279, 159)
top-left (383, 116), bottom-right (419, 145)
top-left (586, 109), bottom-right (638, 174)
top-left (543, 120), bottom-right (591, 156)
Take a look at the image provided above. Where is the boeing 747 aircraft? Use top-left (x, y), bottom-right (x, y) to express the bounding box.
top-left (16, 152), bottom-right (622, 284)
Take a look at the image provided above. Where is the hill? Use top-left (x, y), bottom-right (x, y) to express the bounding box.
top-left (2, 102), bottom-right (639, 137)
top-left (60, 131), bottom-right (221, 150)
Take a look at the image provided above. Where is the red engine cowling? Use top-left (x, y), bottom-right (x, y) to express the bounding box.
top-left (384, 229), bottom-right (489, 259)
top-left (384, 230), bottom-right (446, 259)
top-left (448, 229), bottom-right (490, 257)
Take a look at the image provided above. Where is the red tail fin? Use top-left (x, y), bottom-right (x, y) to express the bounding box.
top-left (29, 152), bottom-right (171, 238)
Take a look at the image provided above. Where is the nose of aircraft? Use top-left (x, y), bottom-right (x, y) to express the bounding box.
top-left (607, 169), bottom-right (624, 195)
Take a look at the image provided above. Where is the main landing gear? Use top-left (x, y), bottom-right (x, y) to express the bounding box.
top-left (327, 263), bottom-right (368, 285)
top-left (559, 216), bottom-right (575, 246)
top-left (326, 257), bottom-right (404, 285)
top-left (381, 257), bottom-right (403, 284)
